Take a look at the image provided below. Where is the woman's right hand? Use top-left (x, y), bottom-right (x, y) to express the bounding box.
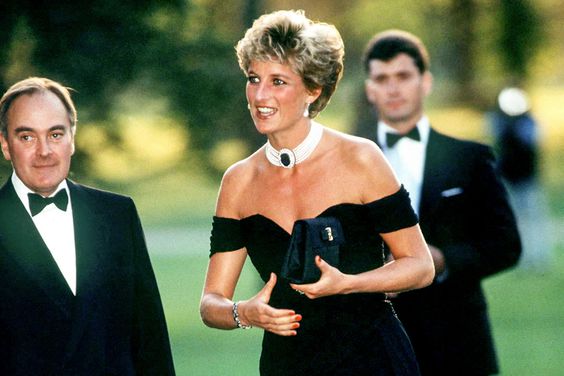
top-left (238, 273), bottom-right (302, 336)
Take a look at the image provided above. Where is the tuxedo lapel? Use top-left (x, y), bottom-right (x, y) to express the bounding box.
top-left (0, 180), bottom-right (74, 316)
top-left (374, 123), bottom-right (383, 148)
top-left (419, 129), bottom-right (450, 223)
top-left (69, 181), bottom-right (109, 296)
top-left (63, 181), bottom-right (111, 358)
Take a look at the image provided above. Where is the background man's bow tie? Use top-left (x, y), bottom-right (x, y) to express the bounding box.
top-left (386, 127), bottom-right (421, 148)
top-left (28, 190), bottom-right (69, 216)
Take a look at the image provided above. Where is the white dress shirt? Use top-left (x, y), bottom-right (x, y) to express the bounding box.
top-left (11, 173), bottom-right (77, 295)
top-left (378, 116), bottom-right (431, 215)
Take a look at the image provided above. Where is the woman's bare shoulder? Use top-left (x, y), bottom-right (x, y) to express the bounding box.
top-left (216, 150), bottom-right (262, 217)
top-left (324, 127), bottom-right (386, 167)
top-left (323, 127), bottom-right (400, 201)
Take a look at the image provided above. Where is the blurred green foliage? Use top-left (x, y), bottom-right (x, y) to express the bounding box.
top-left (499, 0), bottom-right (542, 80)
top-left (1, 3), bottom-right (562, 373)
top-left (2, 0), bottom-right (559, 181)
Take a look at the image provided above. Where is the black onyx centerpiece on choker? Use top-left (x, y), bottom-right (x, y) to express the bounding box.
top-left (279, 149), bottom-right (295, 167)
top-left (265, 122), bottom-right (323, 169)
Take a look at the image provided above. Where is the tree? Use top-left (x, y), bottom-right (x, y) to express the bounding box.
top-left (0, 0), bottom-right (186, 178)
top-left (447, 0), bottom-right (479, 104)
top-left (498, 0), bottom-right (541, 84)
top-left (0, 0), bottom-right (261, 178)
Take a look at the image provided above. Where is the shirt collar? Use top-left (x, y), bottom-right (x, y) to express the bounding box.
top-left (378, 115), bottom-right (431, 149)
top-left (11, 172), bottom-right (70, 215)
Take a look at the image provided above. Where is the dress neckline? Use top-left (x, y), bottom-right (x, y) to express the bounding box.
top-left (214, 186), bottom-right (406, 235)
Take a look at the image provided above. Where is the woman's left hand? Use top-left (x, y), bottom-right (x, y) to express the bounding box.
top-left (289, 256), bottom-right (347, 299)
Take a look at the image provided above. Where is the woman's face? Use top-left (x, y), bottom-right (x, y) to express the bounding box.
top-left (246, 60), bottom-right (319, 135)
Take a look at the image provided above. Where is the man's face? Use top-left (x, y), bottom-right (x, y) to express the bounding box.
top-left (0, 91), bottom-right (75, 196)
top-left (365, 53), bottom-right (432, 129)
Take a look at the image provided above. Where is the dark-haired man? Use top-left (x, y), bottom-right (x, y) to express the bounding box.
top-left (362, 30), bottom-right (521, 375)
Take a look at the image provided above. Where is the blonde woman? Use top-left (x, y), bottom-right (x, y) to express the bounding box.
top-left (200, 10), bottom-right (434, 375)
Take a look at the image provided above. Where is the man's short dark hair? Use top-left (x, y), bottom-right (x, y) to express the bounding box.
top-left (363, 30), bottom-right (430, 74)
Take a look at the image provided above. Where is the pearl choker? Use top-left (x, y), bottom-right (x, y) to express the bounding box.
top-left (265, 122), bottom-right (323, 168)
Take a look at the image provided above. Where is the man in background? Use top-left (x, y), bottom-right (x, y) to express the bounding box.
top-left (362, 30), bottom-right (521, 375)
top-left (0, 77), bottom-right (175, 375)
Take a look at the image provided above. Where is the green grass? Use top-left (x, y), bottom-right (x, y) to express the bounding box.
top-left (484, 248), bottom-right (564, 376)
top-left (130, 144), bottom-right (564, 375)
top-left (96, 85), bottom-right (564, 375)
top-left (148, 227), bottom-right (564, 376)
top-left (151, 252), bottom-right (263, 375)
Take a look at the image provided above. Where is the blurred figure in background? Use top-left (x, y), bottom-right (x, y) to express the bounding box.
top-left (362, 30), bottom-right (522, 375)
top-left (490, 87), bottom-right (553, 271)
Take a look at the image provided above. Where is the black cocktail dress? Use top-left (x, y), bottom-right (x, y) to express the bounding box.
top-left (210, 186), bottom-right (421, 375)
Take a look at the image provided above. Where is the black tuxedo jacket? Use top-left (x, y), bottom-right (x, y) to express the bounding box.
top-left (376, 127), bottom-right (521, 375)
top-left (0, 179), bottom-right (175, 375)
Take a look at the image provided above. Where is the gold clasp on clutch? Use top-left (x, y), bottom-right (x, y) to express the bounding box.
top-left (324, 226), bottom-right (334, 242)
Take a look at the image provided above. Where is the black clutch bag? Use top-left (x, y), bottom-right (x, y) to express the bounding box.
top-left (280, 216), bottom-right (345, 284)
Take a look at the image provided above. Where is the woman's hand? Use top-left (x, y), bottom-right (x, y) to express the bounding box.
top-left (289, 256), bottom-right (347, 299)
top-left (239, 273), bottom-right (302, 336)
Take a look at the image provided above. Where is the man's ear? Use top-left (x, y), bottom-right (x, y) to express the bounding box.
top-left (0, 133), bottom-right (11, 161)
top-left (70, 127), bottom-right (76, 156)
top-left (422, 71), bottom-right (433, 97)
top-left (364, 79), bottom-right (375, 105)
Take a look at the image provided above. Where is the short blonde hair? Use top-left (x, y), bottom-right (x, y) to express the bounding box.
top-left (236, 10), bottom-right (344, 118)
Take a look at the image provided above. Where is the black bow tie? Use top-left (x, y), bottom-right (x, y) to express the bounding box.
top-left (28, 190), bottom-right (69, 216)
top-left (386, 127), bottom-right (421, 148)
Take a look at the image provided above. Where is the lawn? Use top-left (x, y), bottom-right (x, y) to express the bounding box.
top-left (121, 86), bottom-right (564, 375)
top-left (147, 226), bottom-right (564, 376)
top-left (484, 249), bottom-right (564, 376)
top-left (148, 239), bottom-right (264, 375)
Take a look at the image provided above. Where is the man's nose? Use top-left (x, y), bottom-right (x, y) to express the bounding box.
top-left (36, 138), bottom-right (52, 157)
top-left (386, 79), bottom-right (400, 94)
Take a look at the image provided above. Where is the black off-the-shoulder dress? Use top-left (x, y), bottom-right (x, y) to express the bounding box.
top-left (209, 186), bottom-right (421, 376)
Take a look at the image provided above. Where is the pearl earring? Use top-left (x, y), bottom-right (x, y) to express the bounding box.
top-left (303, 103), bottom-right (310, 117)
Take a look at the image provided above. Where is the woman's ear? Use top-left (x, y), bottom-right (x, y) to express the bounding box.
top-left (307, 87), bottom-right (322, 104)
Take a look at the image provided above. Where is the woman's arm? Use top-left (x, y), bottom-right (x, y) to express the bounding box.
top-left (200, 252), bottom-right (302, 336)
top-left (290, 225), bottom-right (434, 298)
top-left (290, 138), bottom-right (434, 298)
top-left (200, 250), bottom-right (248, 329)
top-left (200, 163), bottom-right (302, 336)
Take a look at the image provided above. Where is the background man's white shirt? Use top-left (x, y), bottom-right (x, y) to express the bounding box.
top-left (377, 116), bottom-right (431, 215)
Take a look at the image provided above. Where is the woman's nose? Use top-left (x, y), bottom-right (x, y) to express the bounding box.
top-left (255, 82), bottom-right (271, 100)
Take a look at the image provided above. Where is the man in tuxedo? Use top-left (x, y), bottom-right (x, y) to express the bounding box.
top-left (362, 31), bottom-right (521, 375)
top-left (0, 77), bottom-right (175, 375)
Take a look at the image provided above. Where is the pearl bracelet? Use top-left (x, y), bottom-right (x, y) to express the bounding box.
top-left (232, 301), bottom-right (252, 329)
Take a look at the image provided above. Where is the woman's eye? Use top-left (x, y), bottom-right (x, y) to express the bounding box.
top-left (248, 76), bottom-right (259, 84)
top-left (273, 78), bottom-right (285, 86)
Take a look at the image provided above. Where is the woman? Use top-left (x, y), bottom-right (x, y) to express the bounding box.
top-left (200, 10), bottom-right (434, 375)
